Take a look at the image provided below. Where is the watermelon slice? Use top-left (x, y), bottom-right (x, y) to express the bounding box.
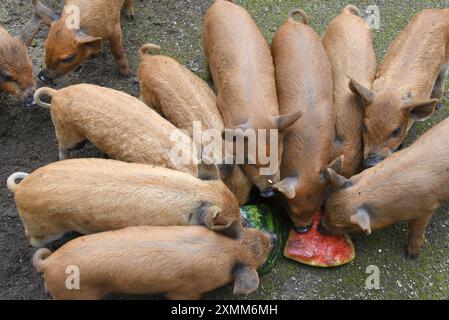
top-left (240, 205), bottom-right (285, 275)
top-left (284, 212), bottom-right (355, 267)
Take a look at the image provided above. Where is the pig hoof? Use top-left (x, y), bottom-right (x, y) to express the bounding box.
top-left (119, 68), bottom-right (133, 78)
top-left (125, 13), bottom-right (135, 20)
top-left (405, 244), bottom-right (421, 260)
top-left (124, 9), bottom-right (135, 20)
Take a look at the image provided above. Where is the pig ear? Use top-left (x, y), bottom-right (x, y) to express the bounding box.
top-left (349, 78), bottom-right (374, 105)
top-left (403, 99), bottom-right (438, 122)
top-left (222, 121), bottom-right (251, 140)
top-left (198, 159), bottom-right (220, 181)
top-left (31, 0), bottom-right (60, 27)
top-left (219, 220), bottom-right (243, 239)
top-left (17, 14), bottom-right (42, 46)
top-left (273, 176), bottom-right (298, 199)
top-left (76, 33), bottom-right (103, 53)
top-left (233, 264), bottom-right (260, 295)
top-left (350, 208), bottom-right (372, 235)
top-left (324, 168), bottom-right (352, 190)
top-left (321, 155), bottom-right (345, 185)
top-left (274, 110), bottom-right (303, 131)
top-left (328, 155), bottom-right (344, 175)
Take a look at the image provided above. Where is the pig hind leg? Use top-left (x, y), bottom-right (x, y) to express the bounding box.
top-left (406, 211), bottom-right (435, 259)
top-left (123, 0), bottom-right (135, 19)
top-left (431, 64), bottom-right (449, 109)
top-left (109, 25), bottom-right (132, 77)
top-left (55, 130), bottom-right (87, 160)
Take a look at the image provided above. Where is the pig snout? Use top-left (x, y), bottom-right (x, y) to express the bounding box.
top-left (23, 88), bottom-right (36, 108)
top-left (317, 220), bottom-right (332, 236)
top-left (38, 70), bottom-right (55, 86)
top-left (364, 155), bottom-right (385, 168)
top-left (294, 224), bottom-right (312, 234)
top-left (260, 187), bottom-right (275, 198)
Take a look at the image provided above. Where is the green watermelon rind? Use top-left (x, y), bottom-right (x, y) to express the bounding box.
top-left (240, 205), bottom-right (285, 275)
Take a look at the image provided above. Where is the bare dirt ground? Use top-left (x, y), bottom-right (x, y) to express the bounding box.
top-left (1, 0), bottom-right (448, 300)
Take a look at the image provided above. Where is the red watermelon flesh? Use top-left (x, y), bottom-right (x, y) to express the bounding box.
top-left (284, 212), bottom-right (355, 267)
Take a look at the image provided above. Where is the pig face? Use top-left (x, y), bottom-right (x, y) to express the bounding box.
top-left (277, 173), bottom-right (328, 228)
top-left (39, 21), bottom-right (102, 84)
top-left (274, 156), bottom-right (343, 228)
top-left (227, 110), bottom-right (302, 198)
top-left (0, 28), bottom-right (35, 107)
top-left (241, 227), bottom-right (275, 267)
top-left (320, 169), bottom-right (373, 235)
top-left (350, 79), bottom-right (438, 168)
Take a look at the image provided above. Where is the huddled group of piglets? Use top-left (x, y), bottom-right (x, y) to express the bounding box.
top-left (1, 0), bottom-right (449, 300)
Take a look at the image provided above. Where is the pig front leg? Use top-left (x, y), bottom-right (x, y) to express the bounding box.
top-left (123, 0), bottom-right (135, 19)
top-left (109, 25), bottom-right (132, 77)
top-left (431, 64), bottom-right (449, 109)
top-left (406, 212), bottom-right (434, 259)
top-left (54, 129), bottom-right (87, 160)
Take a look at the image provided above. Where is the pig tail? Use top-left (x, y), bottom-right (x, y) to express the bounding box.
top-left (344, 5), bottom-right (362, 17)
top-left (33, 248), bottom-right (52, 273)
top-left (6, 172), bottom-right (29, 193)
top-left (139, 43), bottom-right (161, 57)
top-left (288, 9), bottom-right (309, 25)
top-left (34, 87), bottom-right (57, 109)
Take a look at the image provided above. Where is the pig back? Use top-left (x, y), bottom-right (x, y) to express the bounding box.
top-left (203, 0), bottom-right (279, 126)
top-left (272, 19), bottom-right (335, 175)
top-left (321, 8), bottom-right (376, 176)
top-left (51, 84), bottom-right (198, 175)
top-left (139, 55), bottom-right (224, 135)
top-left (43, 226), bottom-right (237, 295)
top-left (14, 159), bottom-right (220, 232)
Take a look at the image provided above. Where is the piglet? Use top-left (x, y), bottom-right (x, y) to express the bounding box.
top-left (138, 43), bottom-right (252, 205)
top-left (34, 84), bottom-right (198, 175)
top-left (349, 9), bottom-right (449, 167)
top-left (33, 225), bottom-right (274, 300)
top-left (322, 5), bottom-right (377, 177)
top-left (0, 14), bottom-right (41, 107)
top-left (271, 9), bottom-right (337, 230)
top-left (32, 0), bottom-right (134, 84)
top-left (322, 116), bottom-right (449, 258)
top-left (7, 158), bottom-right (241, 247)
top-left (203, 0), bottom-right (302, 197)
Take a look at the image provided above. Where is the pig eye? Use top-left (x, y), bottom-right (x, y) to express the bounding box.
top-left (390, 127), bottom-right (402, 138)
top-left (60, 54), bottom-right (76, 64)
top-left (0, 72), bottom-right (14, 82)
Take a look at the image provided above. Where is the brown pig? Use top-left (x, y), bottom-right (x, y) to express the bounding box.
top-left (34, 84), bottom-right (198, 175)
top-left (271, 9), bottom-right (337, 230)
top-left (0, 14), bottom-right (42, 107)
top-left (31, 0), bottom-right (134, 84)
top-left (7, 158), bottom-right (242, 247)
top-left (138, 43), bottom-right (252, 205)
top-left (349, 9), bottom-right (449, 168)
top-left (322, 5), bottom-right (377, 177)
top-left (203, 0), bottom-right (302, 197)
top-left (321, 116), bottom-right (449, 258)
top-left (33, 225), bottom-right (274, 300)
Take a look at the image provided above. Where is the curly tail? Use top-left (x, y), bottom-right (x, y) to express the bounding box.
top-left (344, 5), bottom-right (362, 17)
top-left (33, 248), bottom-right (52, 273)
top-left (140, 43), bottom-right (161, 57)
top-left (34, 87), bottom-right (57, 109)
top-left (7, 172), bottom-right (29, 193)
top-left (288, 9), bottom-right (309, 25)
